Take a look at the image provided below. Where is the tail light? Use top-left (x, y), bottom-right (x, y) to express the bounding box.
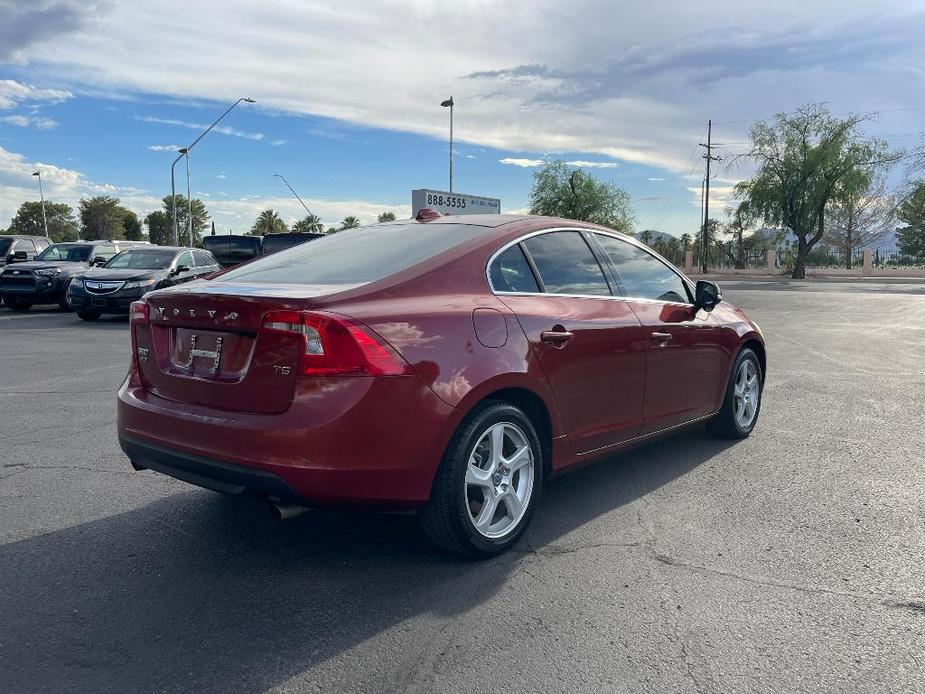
top-left (260, 310), bottom-right (409, 377)
top-left (129, 301), bottom-right (149, 374)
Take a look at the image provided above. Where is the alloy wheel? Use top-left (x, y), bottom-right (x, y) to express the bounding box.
top-left (733, 359), bottom-right (760, 429)
top-left (463, 422), bottom-right (535, 539)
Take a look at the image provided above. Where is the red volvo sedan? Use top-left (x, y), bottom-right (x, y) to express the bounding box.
top-left (118, 214), bottom-right (765, 556)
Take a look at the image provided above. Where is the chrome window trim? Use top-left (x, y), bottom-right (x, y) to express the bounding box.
top-left (486, 226), bottom-right (696, 307)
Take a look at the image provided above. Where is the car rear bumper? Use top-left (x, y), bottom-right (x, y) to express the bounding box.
top-left (117, 372), bottom-right (461, 509)
top-left (120, 433), bottom-right (304, 502)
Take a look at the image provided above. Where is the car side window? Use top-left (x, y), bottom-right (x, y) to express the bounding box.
top-left (595, 234), bottom-right (691, 304)
top-left (193, 250), bottom-right (215, 267)
top-left (13, 240), bottom-right (35, 252)
top-left (522, 231), bottom-right (611, 296)
top-left (175, 251), bottom-right (193, 270)
top-left (94, 244), bottom-right (117, 260)
top-left (489, 244), bottom-right (540, 293)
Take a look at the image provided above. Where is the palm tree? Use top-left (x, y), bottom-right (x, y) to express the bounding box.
top-left (251, 209), bottom-right (288, 236)
top-left (377, 211), bottom-right (397, 223)
top-left (680, 233), bottom-right (693, 250)
top-left (638, 229), bottom-right (655, 246)
top-left (340, 216), bottom-right (361, 230)
top-left (292, 213), bottom-right (324, 233)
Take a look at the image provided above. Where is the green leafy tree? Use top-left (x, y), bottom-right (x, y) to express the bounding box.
top-left (251, 209), bottom-right (288, 236)
top-left (340, 216), bottom-right (361, 230)
top-left (896, 181), bottom-right (925, 257)
top-left (377, 211), bottom-right (397, 223)
top-left (162, 195), bottom-right (209, 246)
top-left (119, 208), bottom-right (144, 241)
top-left (735, 104), bottom-right (897, 278)
top-left (79, 196), bottom-right (126, 240)
top-left (292, 214), bottom-right (324, 233)
top-left (528, 160), bottom-right (634, 233)
top-left (144, 210), bottom-right (171, 246)
top-left (8, 201), bottom-right (79, 241)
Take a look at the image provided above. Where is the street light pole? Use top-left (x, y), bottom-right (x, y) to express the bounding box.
top-left (168, 96), bottom-right (255, 245)
top-left (184, 152), bottom-right (192, 245)
top-left (441, 96), bottom-right (454, 193)
top-left (274, 174), bottom-right (313, 217)
top-left (170, 149), bottom-right (186, 246)
top-left (32, 170), bottom-right (49, 238)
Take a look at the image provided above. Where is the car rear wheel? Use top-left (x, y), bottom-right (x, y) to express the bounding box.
top-left (3, 296), bottom-right (32, 311)
top-left (421, 401), bottom-right (542, 557)
top-left (707, 347), bottom-right (763, 439)
top-left (77, 311), bottom-right (101, 321)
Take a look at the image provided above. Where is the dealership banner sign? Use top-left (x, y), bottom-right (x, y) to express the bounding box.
top-left (412, 189), bottom-right (501, 216)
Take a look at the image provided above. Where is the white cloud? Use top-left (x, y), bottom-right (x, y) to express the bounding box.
top-left (0, 80), bottom-right (72, 110)
top-left (565, 160), bottom-right (619, 169)
top-left (499, 158), bottom-right (545, 168)
top-left (138, 116), bottom-right (264, 141)
top-left (1, 114), bottom-right (59, 130)
top-left (500, 157), bottom-right (618, 169)
top-left (270, 139), bottom-right (286, 146)
top-left (147, 144), bottom-right (180, 151)
top-left (648, 177), bottom-right (667, 182)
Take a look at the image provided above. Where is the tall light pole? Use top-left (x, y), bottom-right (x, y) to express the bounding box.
top-left (169, 96), bottom-right (255, 245)
top-left (184, 151), bottom-right (192, 245)
top-left (32, 170), bottom-right (49, 238)
top-left (274, 174), bottom-right (313, 217)
top-left (170, 149), bottom-right (186, 246)
top-left (440, 96), bottom-right (454, 193)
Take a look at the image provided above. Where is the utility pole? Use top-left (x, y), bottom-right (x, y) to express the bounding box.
top-left (699, 119), bottom-right (722, 274)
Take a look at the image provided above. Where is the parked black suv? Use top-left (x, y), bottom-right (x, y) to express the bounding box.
top-left (260, 232), bottom-right (324, 255)
top-left (67, 246), bottom-right (220, 320)
top-left (0, 235), bottom-right (52, 268)
top-left (202, 234), bottom-right (263, 268)
top-left (0, 241), bottom-right (131, 311)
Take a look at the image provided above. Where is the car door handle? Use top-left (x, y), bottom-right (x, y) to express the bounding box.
top-left (541, 330), bottom-right (575, 346)
top-left (650, 331), bottom-right (673, 346)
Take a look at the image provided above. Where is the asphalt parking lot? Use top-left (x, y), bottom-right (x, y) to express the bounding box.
top-left (2, 280), bottom-right (924, 693)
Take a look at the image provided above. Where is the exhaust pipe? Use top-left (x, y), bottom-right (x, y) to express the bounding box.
top-left (268, 502), bottom-right (309, 520)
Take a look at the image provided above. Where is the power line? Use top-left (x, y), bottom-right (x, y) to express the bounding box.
top-left (649, 124), bottom-right (708, 231)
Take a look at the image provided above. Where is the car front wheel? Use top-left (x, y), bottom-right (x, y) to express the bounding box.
top-left (421, 401), bottom-right (542, 557)
top-left (707, 347), bottom-right (763, 438)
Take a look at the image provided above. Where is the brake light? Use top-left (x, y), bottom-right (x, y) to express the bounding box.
top-left (129, 301), bottom-right (150, 378)
top-left (260, 310), bottom-right (408, 377)
top-left (130, 301), bottom-right (149, 326)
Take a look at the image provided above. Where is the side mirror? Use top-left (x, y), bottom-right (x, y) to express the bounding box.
top-left (172, 265), bottom-right (191, 276)
top-left (12, 251), bottom-right (28, 262)
top-left (695, 280), bottom-right (722, 311)
top-left (92, 256), bottom-right (107, 266)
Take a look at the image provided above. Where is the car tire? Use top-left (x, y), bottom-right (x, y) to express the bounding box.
top-left (77, 311), bottom-right (101, 321)
top-left (58, 297), bottom-right (72, 311)
top-left (421, 401), bottom-right (543, 557)
top-left (4, 296), bottom-right (32, 311)
top-left (707, 347), bottom-right (763, 439)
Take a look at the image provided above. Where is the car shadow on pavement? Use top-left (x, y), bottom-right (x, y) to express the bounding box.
top-left (0, 428), bottom-right (736, 692)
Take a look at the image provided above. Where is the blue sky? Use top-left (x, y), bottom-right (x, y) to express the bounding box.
top-left (2, 1), bottom-right (924, 236)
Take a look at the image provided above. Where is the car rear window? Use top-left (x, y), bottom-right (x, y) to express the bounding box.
top-left (220, 223), bottom-right (491, 285)
top-left (203, 236), bottom-right (263, 264)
